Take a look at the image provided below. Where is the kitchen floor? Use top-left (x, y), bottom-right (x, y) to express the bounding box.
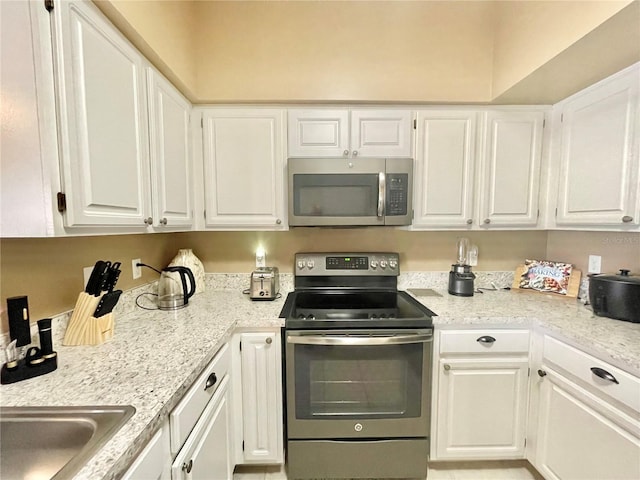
top-left (233, 461), bottom-right (544, 479)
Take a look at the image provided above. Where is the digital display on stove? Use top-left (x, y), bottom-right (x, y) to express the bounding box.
top-left (326, 256), bottom-right (368, 270)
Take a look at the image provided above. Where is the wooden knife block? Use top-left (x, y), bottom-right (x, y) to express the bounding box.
top-left (63, 292), bottom-right (114, 346)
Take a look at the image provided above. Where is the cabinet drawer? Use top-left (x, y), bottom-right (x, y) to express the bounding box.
top-left (170, 343), bottom-right (231, 454)
top-left (440, 329), bottom-right (530, 354)
top-left (543, 335), bottom-right (640, 413)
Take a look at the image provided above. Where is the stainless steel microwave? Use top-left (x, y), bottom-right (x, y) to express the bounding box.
top-left (287, 157), bottom-right (413, 226)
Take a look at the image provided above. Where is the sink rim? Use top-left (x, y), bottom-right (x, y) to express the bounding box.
top-left (0, 405), bottom-right (136, 480)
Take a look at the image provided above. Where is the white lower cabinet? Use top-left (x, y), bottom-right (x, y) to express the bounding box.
top-left (171, 375), bottom-right (233, 480)
top-left (232, 330), bottom-right (284, 465)
top-left (530, 333), bottom-right (640, 480)
top-left (122, 421), bottom-right (171, 480)
top-left (431, 329), bottom-right (530, 460)
top-left (170, 343), bottom-right (234, 480)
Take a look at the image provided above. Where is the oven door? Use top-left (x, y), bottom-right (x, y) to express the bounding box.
top-left (285, 329), bottom-right (432, 439)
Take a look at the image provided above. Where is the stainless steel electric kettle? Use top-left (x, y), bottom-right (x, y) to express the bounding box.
top-left (157, 266), bottom-right (196, 310)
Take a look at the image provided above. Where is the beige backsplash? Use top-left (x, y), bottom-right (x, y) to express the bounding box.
top-left (1, 229), bottom-right (638, 333)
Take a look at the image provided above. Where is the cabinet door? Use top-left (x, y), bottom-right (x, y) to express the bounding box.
top-left (556, 67), bottom-right (640, 227)
top-left (287, 109), bottom-right (350, 157)
top-left (535, 368), bottom-right (640, 480)
top-left (51, 0), bottom-right (151, 227)
top-left (202, 109), bottom-right (286, 229)
top-left (147, 68), bottom-right (192, 230)
top-left (122, 422), bottom-right (171, 480)
top-left (239, 332), bottom-right (284, 464)
top-left (413, 110), bottom-right (477, 228)
top-left (478, 111), bottom-right (544, 227)
top-left (350, 109), bottom-right (412, 157)
top-left (172, 376), bottom-right (233, 480)
top-left (434, 358), bottom-right (529, 459)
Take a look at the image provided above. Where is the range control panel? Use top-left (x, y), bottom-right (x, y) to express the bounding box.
top-left (295, 252), bottom-right (400, 276)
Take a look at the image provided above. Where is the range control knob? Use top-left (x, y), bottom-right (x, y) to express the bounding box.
top-left (306, 260), bottom-right (315, 269)
top-left (379, 260), bottom-right (388, 269)
top-left (389, 259), bottom-right (398, 269)
top-left (297, 260), bottom-right (305, 270)
top-left (370, 260), bottom-right (378, 269)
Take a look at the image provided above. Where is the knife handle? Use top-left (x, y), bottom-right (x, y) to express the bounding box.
top-left (93, 290), bottom-right (122, 318)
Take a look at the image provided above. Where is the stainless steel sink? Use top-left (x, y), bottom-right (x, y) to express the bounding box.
top-left (0, 405), bottom-right (135, 480)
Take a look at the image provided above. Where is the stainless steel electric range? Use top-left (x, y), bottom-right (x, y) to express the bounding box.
top-left (280, 252), bottom-right (436, 479)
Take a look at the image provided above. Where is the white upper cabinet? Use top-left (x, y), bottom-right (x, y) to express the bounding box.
top-left (288, 108), bottom-right (412, 158)
top-left (51, 0), bottom-right (151, 228)
top-left (147, 68), bottom-right (193, 229)
top-left (413, 110), bottom-right (478, 228)
top-left (554, 64), bottom-right (640, 228)
top-left (201, 108), bottom-right (287, 230)
top-left (0, 0), bottom-right (61, 237)
top-left (478, 111), bottom-right (544, 228)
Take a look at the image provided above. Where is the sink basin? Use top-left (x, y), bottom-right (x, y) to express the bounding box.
top-left (0, 405), bottom-right (135, 480)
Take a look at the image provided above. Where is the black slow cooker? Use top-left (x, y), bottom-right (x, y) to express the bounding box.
top-left (588, 269), bottom-right (640, 323)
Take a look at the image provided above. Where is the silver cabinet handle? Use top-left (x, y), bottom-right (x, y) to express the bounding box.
top-left (276, 218), bottom-right (282, 225)
top-left (266, 337), bottom-right (273, 345)
top-left (353, 150), bottom-right (358, 157)
top-left (143, 217), bottom-right (153, 225)
top-left (182, 460), bottom-right (193, 473)
top-left (591, 367), bottom-right (619, 384)
top-left (160, 217), bottom-right (168, 225)
top-left (538, 369), bottom-right (547, 377)
top-left (343, 150), bottom-right (349, 156)
top-left (377, 172), bottom-right (386, 218)
top-left (444, 364), bottom-right (451, 371)
top-left (466, 219), bottom-right (473, 225)
top-left (483, 218), bottom-right (491, 224)
top-left (622, 215), bottom-right (633, 223)
top-left (287, 333), bottom-right (432, 346)
top-left (477, 335), bottom-right (496, 344)
top-left (204, 372), bottom-right (217, 390)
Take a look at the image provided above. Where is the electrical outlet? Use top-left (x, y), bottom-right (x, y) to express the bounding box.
top-left (588, 255), bottom-right (602, 274)
top-left (132, 258), bottom-right (142, 279)
top-left (83, 266), bottom-right (94, 289)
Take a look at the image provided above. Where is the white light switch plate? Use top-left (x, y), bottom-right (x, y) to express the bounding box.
top-left (588, 255), bottom-right (602, 274)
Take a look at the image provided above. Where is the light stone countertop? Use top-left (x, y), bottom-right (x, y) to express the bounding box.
top-left (0, 272), bottom-right (638, 480)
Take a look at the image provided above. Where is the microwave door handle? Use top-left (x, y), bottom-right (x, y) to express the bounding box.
top-left (378, 172), bottom-right (386, 218)
top-left (287, 333), bottom-right (433, 346)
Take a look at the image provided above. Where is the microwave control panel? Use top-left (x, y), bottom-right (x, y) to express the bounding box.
top-left (386, 174), bottom-right (409, 216)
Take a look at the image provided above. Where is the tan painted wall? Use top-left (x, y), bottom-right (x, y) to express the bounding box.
top-left (491, 0), bottom-right (633, 98)
top-left (546, 231), bottom-right (640, 274)
top-left (0, 234), bottom-right (178, 332)
top-left (93, 0), bottom-right (198, 100)
top-left (193, 0), bottom-right (495, 102)
top-left (3, 230), bottom-right (639, 334)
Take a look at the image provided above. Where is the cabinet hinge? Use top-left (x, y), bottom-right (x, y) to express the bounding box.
top-left (239, 341), bottom-right (242, 352)
top-left (560, 113), bottom-right (564, 122)
top-left (242, 440), bottom-right (245, 451)
top-left (201, 117), bottom-right (203, 128)
top-left (542, 119), bottom-right (546, 128)
top-left (413, 119), bottom-right (417, 130)
top-left (524, 438), bottom-right (527, 448)
top-left (537, 209), bottom-right (540, 220)
top-left (56, 192), bottom-right (67, 213)
top-left (528, 367), bottom-right (531, 377)
top-left (204, 209), bottom-right (206, 220)
top-left (44, 0), bottom-right (54, 12)
top-left (555, 207), bottom-right (558, 217)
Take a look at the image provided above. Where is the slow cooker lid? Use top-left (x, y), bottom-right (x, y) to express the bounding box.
top-left (590, 269), bottom-right (640, 285)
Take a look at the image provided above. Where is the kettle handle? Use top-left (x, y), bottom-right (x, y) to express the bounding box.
top-left (181, 267), bottom-right (196, 303)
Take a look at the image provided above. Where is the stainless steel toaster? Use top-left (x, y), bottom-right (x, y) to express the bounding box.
top-left (250, 267), bottom-right (280, 300)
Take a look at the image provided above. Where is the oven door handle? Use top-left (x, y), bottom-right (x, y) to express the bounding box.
top-left (287, 333), bottom-right (433, 346)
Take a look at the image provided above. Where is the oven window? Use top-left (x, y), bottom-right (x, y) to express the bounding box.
top-left (293, 343), bottom-right (423, 419)
top-left (293, 174), bottom-right (378, 217)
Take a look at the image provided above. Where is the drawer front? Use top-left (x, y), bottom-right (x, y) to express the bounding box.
top-left (170, 343), bottom-right (231, 454)
top-left (440, 329), bottom-right (530, 355)
top-left (543, 335), bottom-right (640, 414)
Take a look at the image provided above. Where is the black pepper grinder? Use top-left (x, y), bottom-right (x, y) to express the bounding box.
top-left (37, 318), bottom-right (56, 359)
